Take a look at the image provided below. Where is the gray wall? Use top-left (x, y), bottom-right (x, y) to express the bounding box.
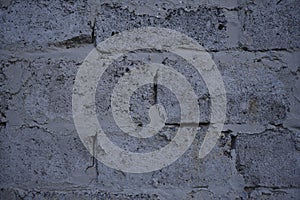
top-left (0, 0), bottom-right (299, 199)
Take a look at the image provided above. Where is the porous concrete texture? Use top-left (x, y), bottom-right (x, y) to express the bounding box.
top-left (0, 0), bottom-right (299, 199)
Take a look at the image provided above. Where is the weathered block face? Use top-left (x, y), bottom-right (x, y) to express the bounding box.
top-left (0, 0), bottom-right (299, 199)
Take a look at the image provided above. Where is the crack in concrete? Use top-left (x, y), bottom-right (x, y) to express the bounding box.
top-left (165, 122), bottom-right (209, 127)
top-left (153, 69), bottom-right (158, 105)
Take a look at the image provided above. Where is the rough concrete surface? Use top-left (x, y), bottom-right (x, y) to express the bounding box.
top-left (0, 0), bottom-right (299, 199)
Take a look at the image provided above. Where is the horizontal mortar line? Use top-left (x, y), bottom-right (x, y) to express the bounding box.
top-left (99, 2), bottom-right (244, 13)
top-left (0, 186), bottom-right (194, 193)
top-left (192, 185), bottom-right (209, 189)
top-left (165, 122), bottom-right (210, 127)
top-left (0, 47), bottom-right (299, 58)
top-left (206, 47), bottom-right (299, 53)
top-left (244, 185), bottom-right (300, 190)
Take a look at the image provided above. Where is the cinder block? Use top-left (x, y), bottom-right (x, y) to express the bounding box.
top-left (239, 0), bottom-right (300, 50)
top-left (236, 129), bottom-right (299, 187)
top-left (0, 0), bottom-right (91, 50)
top-left (96, 5), bottom-right (230, 51)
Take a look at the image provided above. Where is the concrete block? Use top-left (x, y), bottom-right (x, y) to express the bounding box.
top-left (239, 0), bottom-right (300, 50)
top-left (0, 0), bottom-right (91, 50)
top-left (236, 129), bottom-right (300, 188)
